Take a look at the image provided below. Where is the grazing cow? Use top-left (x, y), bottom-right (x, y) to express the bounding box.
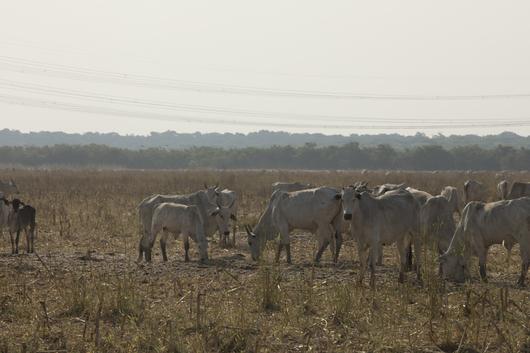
top-left (4, 198), bottom-right (36, 254)
top-left (138, 186), bottom-right (230, 262)
top-left (151, 203), bottom-right (210, 263)
top-left (216, 188), bottom-right (238, 245)
top-left (341, 187), bottom-right (420, 287)
top-left (373, 183), bottom-right (407, 196)
top-left (497, 180), bottom-right (509, 200)
top-left (463, 180), bottom-right (488, 204)
top-left (440, 198), bottom-right (530, 286)
top-left (440, 186), bottom-right (461, 215)
top-left (271, 181), bottom-right (315, 193)
top-left (0, 179), bottom-right (19, 196)
top-left (507, 182), bottom-right (530, 200)
top-left (245, 187), bottom-right (343, 264)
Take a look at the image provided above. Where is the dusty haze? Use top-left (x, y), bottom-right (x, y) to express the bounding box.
top-left (1, 1), bottom-right (530, 136)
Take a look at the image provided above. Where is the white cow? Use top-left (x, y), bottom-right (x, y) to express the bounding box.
top-left (216, 188), bottom-right (238, 245)
top-left (497, 180), bottom-right (509, 200)
top-left (271, 181), bottom-right (315, 193)
top-left (0, 179), bottom-right (19, 196)
top-left (138, 186), bottom-right (227, 262)
top-left (245, 187), bottom-right (343, 263)
top-left (440, 198), bottom-right (530, 286)
top-left (151, 203), bottom-right (211, 263)
top-left (463, 180), bottom-right (488, 204)
top-left (341, 187), bottom-right (421, 287)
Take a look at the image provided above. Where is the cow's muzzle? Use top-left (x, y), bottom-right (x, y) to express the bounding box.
top-left (343, 213), bottom-right (352, 221)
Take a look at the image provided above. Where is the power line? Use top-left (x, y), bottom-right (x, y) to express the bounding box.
top-left (2, 55), bottom-right (530, 101)
top-left (2, 93), bottom-right (530, 130)
top-left (0, 78), bottom-right (522, 125)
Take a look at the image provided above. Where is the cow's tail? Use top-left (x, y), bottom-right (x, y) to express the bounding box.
top-left (463, 181), bottom-right (470, 204)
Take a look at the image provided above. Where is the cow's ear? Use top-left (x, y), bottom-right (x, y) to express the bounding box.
top-left (334, 194), bottom-right (341, 200)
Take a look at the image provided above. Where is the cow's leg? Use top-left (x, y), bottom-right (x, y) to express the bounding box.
top-left (357, 241), bottom-right (369, 285)
top-left (276, 221), bottom-right (291, 264)
top-left (503, 240), bottom-right (513, 267)
top-left (477, 245), bottom-right (488, 282)
top-left (232, 221), bottom-right (237, 247)
top-left (25, 228), bottom-right (30, 254)
top-left (15, 229), bottom-right (21, 254)
top-left (376, 243), bottom-right (383, 266)
top-left (413, 235), bottom-right (423, 285)
top-left (138, 228), bottom-right (153, 262)
top-left (333, 229), bottom-right (343, 263)
top-left (184, 236), bottom-right (190, 262)
top-left (403, 243), bottom-right (414, 272)
top-left (275, 243), bottom-right (284, 263)
top-left (160, 230), bottom-right (170, 262)
top-left (368, 243), bottom-right (378, 288)
top-left (28, 227), bottom-right (34, 253)
top-left (396, 237), bottom-right (410, 284)
top-left (10, 231), bottom-right (15, 254)
top-left (368, 243), bottom-right (383, 266)
top-left (285, 243), bottom-right (292, 263)
top-left (517, 240), bottom-right (529, 287)
top-left (314, 237), bottom-right (329, 263)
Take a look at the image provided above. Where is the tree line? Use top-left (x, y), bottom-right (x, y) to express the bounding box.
top-left (1, 129), bottom-right (529, 150)
top-left (0, 143), bottom-right (529, 170)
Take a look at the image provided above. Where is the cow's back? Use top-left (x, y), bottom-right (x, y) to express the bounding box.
top-left (275, 187), bottom-right (341, 230)
top-left (507, 182), bottom-right (530, 199)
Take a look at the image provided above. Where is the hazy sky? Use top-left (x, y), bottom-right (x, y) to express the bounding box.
top-left (1, 1), bottom-right (530, 136)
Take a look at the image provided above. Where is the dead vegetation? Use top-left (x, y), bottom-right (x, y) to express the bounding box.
top-left (0, 169), bottom-right (529, 352)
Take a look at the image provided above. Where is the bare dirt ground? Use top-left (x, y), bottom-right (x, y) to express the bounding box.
top-left (0, 169), bottom-right (529, 352)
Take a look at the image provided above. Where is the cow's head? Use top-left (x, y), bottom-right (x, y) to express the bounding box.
top-left (204, 182), bottom-right (220, 203)
top-left (9, 179), bottom-right (19, 194)
top-left (244, 224), bottom-right (260, 261)
top-left (11, 198), bottom-right (24, 213)
top-left (209, 199), bottom-right (234, 237)
top-left (341, 186), bottom-right (361, 221)
top-left (439, 253), bottom-right (467, 283)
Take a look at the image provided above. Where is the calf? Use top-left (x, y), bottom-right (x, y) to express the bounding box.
top-left (151, 203), bottom-right (210, 263)
top-left (246, 187), bottom-right (343, 264)
top-left (5, 198), bottom-right (36, 254)
top-left (216, 188), bottom-right (238, 245)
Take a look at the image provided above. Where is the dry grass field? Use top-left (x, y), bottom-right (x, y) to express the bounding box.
top-left (0, 169), bottom-right (529, 353)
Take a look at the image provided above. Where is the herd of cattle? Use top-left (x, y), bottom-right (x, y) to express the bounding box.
top-left (1, 177), bottom-right (529, 288)
top-left (137, 179), bottom-right (530, 288)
